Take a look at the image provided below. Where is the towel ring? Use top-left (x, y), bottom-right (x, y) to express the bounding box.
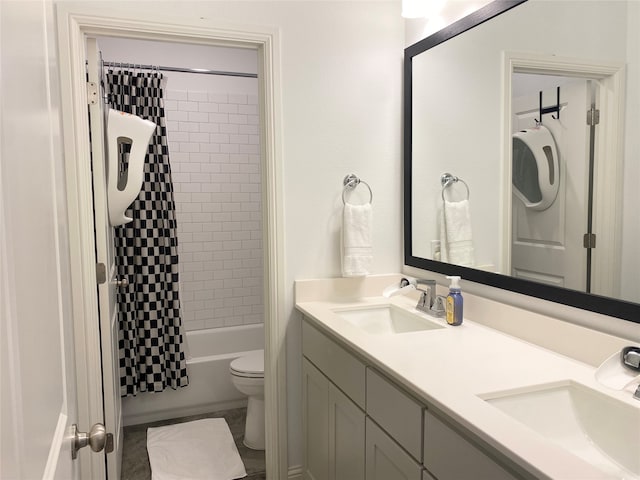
top-left (342, 174), bottom-right (373, 205)
top-left (441, 172), bottom-right (470, 201)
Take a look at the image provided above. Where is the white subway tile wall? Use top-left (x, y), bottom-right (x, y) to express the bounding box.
top-left (165, 89), bottom-right (263, 331)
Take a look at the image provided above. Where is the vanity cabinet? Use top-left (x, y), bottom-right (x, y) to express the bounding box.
top-left (302, 359), bottom-right (366, 480)
top-left (366, 368), bottom-right (423, 461)
top-left (366, 418), bottom-right (422, 480)
top-left (302, 317), bottom-right (526, 480)
top-left (423, 411), bottom-right (519, 480)
top-left (302, 321), bottom-right (366, 480)
top-left (302, 358), bottom-right (330, 480)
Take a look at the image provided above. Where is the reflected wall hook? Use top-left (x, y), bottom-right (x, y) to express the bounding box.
top-left (535, 86), bottom-right (561, 124)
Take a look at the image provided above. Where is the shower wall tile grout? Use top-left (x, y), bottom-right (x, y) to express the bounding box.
top-left (165, 89), bottom-right (263, 332)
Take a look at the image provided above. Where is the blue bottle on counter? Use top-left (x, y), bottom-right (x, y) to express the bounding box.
top-left (445, 276), bottom-right (463, 326)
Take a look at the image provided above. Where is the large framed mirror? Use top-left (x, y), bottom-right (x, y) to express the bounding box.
top-left (404, 0), bottom-right (640, 323)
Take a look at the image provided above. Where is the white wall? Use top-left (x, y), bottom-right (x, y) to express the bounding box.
top-left (59, 0), bottom-right (405, 470)
top-left (404, 0), bottom-right (492, 46)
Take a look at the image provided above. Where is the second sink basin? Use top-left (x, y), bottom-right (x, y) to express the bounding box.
top-left (482, 381), bottom-right (640, 479)
top-left (333, 304), bottom-right (443, 335)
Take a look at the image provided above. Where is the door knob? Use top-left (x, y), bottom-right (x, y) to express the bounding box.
top-left (71, 423), bottom-right (112, 459)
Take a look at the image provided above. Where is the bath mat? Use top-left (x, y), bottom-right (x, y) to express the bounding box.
top-left (147, 418), bottom-right (247, 480)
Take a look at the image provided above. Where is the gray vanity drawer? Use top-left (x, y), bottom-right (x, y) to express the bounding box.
top-left (424, 410), bottom-right (520, 480)
top-left (366, 368), bottom-right (423, 462)
top-left (302, 318), bottom-right (366, 408)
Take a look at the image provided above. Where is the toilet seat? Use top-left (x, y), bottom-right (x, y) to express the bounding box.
top-left (230, 350), bottom-right (264, 378)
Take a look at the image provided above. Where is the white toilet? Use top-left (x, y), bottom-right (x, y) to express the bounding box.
top-left (230, 349), bottom-right (265, 450)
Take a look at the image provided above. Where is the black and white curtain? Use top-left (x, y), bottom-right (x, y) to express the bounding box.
top-left (104, 69), bottom-right (189, 397)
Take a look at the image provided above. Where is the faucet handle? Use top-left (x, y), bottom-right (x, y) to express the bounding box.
top-left (431, 295), bottom-right (447, 317)
top-left (622, 346), bottom-right (640, 372)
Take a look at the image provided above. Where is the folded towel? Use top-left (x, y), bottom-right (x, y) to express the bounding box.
top-left (342, 203), bottom-right (373, 277)
top-left (440, 199), bottom-right (475, 267)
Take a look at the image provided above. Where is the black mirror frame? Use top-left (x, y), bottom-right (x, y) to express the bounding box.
top-left (403, 0), bottom-right (640, 324)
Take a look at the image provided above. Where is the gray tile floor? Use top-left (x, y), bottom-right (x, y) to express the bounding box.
top-left (121, 407), bottom-right (266, 480)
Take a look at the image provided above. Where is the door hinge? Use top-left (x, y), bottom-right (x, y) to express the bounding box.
top-left (87, 81), bottom-right (98, 105)
top-left (96, 262), bottom-right (107, 284)
top-left (587, 107), bottom-right (600, 126)
top-left (583, 233), bottom-right (597, 249)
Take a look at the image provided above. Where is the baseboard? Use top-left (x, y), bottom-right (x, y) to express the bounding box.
top-left (122, 399), bottom-right (247, 426)
top-left (288, 465), bottom-right (303, 479)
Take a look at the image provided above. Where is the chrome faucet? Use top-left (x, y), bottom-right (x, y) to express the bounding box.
top-left (415, 279), bottom-right (435, 313)
top-left (415, 279), bottom-right (446, 316)
top-left (386, 278), bottom-right (445, 317)
top-left (621, 346), bottom-right (640, 401)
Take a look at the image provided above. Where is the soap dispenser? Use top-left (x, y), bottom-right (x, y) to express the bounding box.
top-left (445, 276), bottom-right (463, 326)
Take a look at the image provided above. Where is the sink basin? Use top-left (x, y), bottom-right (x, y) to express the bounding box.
top-left (333, 304), bottom-right (443, 334)
top-left (482, 381), bottom-right (640, 479)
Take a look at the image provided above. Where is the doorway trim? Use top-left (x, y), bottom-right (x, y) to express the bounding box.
top-left (502, 51), bottom-right (625, 295)
top-left (56, 8), bottom-right (287, 479)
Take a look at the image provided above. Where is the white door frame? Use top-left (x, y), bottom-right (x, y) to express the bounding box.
top-left (501, 52), bottom-right (625, 296)
top-left (56, 8), bottom-right (287, 479)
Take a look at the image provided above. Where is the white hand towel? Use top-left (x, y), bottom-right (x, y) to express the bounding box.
top-left (440, 199), bottom-right (475, 267)
top-left (342, 203), bottom-right (373, 277)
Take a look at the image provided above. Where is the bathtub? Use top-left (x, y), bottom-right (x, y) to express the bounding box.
top-left (122, 323), bottom-right (264, 426)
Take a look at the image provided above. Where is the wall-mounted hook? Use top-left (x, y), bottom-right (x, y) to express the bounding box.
top-left (535, 86), bottom-right (561, 124)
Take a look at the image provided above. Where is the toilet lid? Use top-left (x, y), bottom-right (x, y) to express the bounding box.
top-left (230, 350), bottom-right (264, 378)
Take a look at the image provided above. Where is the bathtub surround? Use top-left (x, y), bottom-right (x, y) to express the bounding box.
top-left (105, 69), bottom-right (189, 397)
top-left (122, 324), bottom-right (264, 426)
top-left (165, 88), bottom-right (263, 332)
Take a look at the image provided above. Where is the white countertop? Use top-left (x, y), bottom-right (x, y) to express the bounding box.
top-left (296, 292), bottom-right (640, 480)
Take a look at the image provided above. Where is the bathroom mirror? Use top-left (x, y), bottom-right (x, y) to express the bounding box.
top-left (404, 0), bottom-right (640, 323)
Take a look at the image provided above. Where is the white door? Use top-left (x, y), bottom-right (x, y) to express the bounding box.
top-left (1, 1), bottom-right (78, 478)
top-left (511, 79), bottom-right (591, 291)
top-left (86, 37), bottom-right (124, 480)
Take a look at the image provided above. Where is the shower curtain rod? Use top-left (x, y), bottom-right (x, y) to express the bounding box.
top-left (101, 61), bottom-right (258, 79)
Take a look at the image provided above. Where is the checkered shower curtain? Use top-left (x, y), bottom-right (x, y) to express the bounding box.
top-left (105, 69), bottom-right (189, 397)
